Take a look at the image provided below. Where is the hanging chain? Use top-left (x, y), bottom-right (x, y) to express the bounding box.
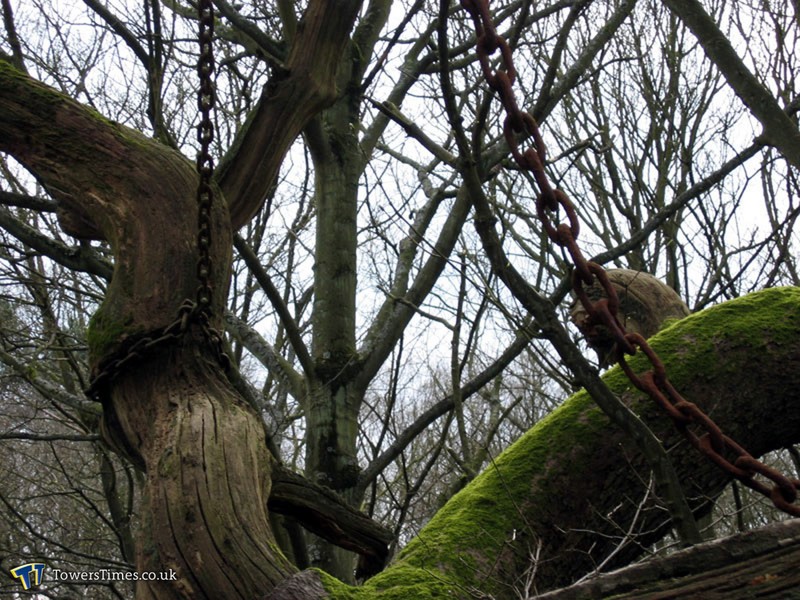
top-left (85, 0), bottom-right (229, 401)
top-left (196, 0), bottom-right (216, 315)
top-left (191, 0), bottom-right (231, 372)
top-left (460, 0), bottom-right (800, 517)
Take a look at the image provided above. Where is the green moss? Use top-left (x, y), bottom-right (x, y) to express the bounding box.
top-left (321, 565), bottom-right (459, 599)
top-left (86, 307), bottom-right (138, 362)
top-left (618, 285), bottom-right (800, 390)
top-left (317, 397), bottom-right (606, 599)
top-left (157, 448), bottom-right (178, 479)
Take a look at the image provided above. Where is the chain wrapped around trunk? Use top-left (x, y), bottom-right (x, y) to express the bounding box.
top-left (86, 0), bottom-right (229, 401)
top-left (460, 0), bottom-right (800, 517)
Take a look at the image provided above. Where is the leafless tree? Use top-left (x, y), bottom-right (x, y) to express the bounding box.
top-left (0, 0), bottom-right (798, 598)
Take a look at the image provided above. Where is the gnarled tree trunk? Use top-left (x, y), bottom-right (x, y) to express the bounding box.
top-left (0, 55), bottom-right (307, 598)
top-left (110, 341), bottom-right (295, 599)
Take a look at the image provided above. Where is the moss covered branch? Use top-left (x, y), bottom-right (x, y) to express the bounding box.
top-left (277, 287), bottom-right (800, 599)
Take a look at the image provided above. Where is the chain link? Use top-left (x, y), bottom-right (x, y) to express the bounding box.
top-left (461, 0), bottom-right (800, 517)
top-left (85, 0), bottom-right (230, 402)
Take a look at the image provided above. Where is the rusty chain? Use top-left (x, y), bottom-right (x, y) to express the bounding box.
top-left (85, 0), bottom-right (229, 401)
top-left (460, 0), bottom-right (800, 517)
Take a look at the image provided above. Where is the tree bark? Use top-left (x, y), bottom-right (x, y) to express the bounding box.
top-left (269, 464), bottom-right (392, 578)
top-left (217, 0), bottom-right (362, 228)
top-left (299, 2), bottom-right (393, 575)
top-left (537, 518), bottom-right (800, 599)
top-left (110, 340), bottom-right (295, 599)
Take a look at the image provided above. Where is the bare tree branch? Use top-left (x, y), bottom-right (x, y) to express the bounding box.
top-left (662, 0), bottom-right (800, 168)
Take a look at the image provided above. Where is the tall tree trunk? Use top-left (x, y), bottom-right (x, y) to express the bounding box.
top-left (305, 93), bottom-right (365, 579)
top-left (299, 0), bottom-right (396, 578)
